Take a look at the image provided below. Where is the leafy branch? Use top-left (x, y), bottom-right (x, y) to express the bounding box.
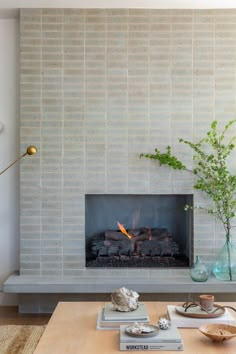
top-left (140, 146), bottom-right (187, 170)
top-left (140, 119), bottom-right (236, 235)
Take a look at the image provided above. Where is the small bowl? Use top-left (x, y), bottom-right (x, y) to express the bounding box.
top-left (199, 323), bottom-right (236, 342)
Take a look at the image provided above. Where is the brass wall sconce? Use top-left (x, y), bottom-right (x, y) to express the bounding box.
top-left (0, 145), bottom-right (37, 176)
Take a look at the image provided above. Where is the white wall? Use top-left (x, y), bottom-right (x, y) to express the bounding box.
top-left (0, 19), bottom-right (19, 305)
top-left (1, 0), bottom-right (236, 9)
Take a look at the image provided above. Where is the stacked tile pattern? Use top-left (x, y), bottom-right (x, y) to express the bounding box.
top-left (20, 9), bottom-right (236, 278)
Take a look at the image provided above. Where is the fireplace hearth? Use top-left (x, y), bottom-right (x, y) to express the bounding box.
top-left (85, 194), bottom-right (193, 268)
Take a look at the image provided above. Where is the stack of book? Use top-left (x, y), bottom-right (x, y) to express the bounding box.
top-left (120, 324), bottom-right (183, 351)
top-left (167, 305), bottom-right (236, 328)
top-left (97, 302), bottom-right (149, 330)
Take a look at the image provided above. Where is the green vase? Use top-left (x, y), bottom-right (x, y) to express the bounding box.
top-left (213, 237), bottom-right (236, 281)
top-left (190, 256), bottom-right (208, 282)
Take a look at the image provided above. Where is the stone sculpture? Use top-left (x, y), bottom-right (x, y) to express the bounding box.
top-left (111, 287), bottom-right (139, 312)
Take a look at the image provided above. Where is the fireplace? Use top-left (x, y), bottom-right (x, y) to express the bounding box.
top-left (17, 7), bottom-right (231, 296)
top-left (85, 194), bottom-right (193, 268)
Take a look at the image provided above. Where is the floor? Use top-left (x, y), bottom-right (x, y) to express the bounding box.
top-left (0, 306), bottom-right (51, 325)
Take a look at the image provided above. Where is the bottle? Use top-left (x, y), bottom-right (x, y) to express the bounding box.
top-left (213, 236), bottom-right (236, 281)
top-left (190, 256), bottom-right (208, 282)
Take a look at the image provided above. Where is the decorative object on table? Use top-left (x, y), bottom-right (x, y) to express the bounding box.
top-left (190, 256), bottom-right (208, 282)
top-left (175, 302), bottom-right (225, 318)
top-left (167, 304), bottom-right (236, 328)
top-left (120, 324), bottom-right (183, 351)
top-left (199, 294), bottom-right (214, 311)
top-left (199, 323), bottom-right (236, 342)
top-left (140, 119), bottom-right (236, 281)
top-left (111, 287), bottom-right (139, 312)
top-left (125, 323), bottom-right (159, 338)
top-left (0, 145), bottom-right (37, 176)
top-left (96, 302), bottom-right (149, 330)
top-left (180, 298), bottom-right (236, 317)
top-left (158, 318), bottom-right (171, 330)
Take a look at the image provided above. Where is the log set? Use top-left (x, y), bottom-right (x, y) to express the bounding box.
top-left (86, 227), bottom-right (188, 267)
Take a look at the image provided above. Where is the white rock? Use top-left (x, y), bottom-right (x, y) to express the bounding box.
top-left (111, 287), bottom-right (139, 312)
top-left (126, 322), bottom-right (154, 334)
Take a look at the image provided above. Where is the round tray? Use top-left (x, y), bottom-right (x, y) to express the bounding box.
top-left (125, 324), bottom-right (159, 338)
top-left (175, 304), bottom-right (225, 318)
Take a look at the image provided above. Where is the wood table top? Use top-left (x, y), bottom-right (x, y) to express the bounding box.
top-left (33, 301), bottom-right (236, 354)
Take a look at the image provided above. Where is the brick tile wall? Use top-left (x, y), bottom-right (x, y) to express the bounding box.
top-left (20, 8), bottom-right (236, 279)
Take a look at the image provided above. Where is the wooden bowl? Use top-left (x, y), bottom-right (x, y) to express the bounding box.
top-left (199, 323), bottom-right (236, 342)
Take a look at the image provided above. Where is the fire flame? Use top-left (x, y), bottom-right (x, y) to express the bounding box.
top-left (117, 221), bottom-right (133, 239)
top-left (147, 227), bottom-right (152, 240)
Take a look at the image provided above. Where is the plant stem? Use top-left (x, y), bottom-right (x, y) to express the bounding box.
top-left (226, 225), bottom-right (232, 281)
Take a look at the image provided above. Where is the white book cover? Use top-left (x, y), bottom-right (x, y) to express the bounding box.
top-left (167, 305), bottom-right (236, 328)
top-left (104, 302), bottom-right (148, 321)
top-left (96, 310), bottom-right (149, 330)
top-left (120, 325), bottom-right (183, 351)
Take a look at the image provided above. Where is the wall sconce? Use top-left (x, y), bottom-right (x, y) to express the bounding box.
top-left (0, 146), bottom-right (37, 176)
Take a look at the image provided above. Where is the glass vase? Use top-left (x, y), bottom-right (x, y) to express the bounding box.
top-left (212, 237), bottom-right (236, 281)
top-left (190, 256), bottom-right (209, 282)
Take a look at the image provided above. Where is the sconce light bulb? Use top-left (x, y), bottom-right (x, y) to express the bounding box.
top-left (26, 146), bottom-right (37, 155)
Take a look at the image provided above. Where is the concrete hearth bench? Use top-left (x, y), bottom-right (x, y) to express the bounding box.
top-left (3, 273), bottom-right (236, 313)
top-left (4, 272), bottom-right (236, 294)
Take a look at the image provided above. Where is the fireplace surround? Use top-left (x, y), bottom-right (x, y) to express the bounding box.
top-left (17, 7), bottom-right (236, 278)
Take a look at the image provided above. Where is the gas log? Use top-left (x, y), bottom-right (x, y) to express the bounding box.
top-left (90, 227), bottom-right (180, 258)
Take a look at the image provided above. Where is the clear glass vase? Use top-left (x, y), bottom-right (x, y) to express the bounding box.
top-left (213, 237), bottom-right (236, 281)
top-left (190, 256), bottom-right (208, 282)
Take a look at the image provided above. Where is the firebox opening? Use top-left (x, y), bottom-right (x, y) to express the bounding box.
top-left (85, 194), bottom-right (193, 268)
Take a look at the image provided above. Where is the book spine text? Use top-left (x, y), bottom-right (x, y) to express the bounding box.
top-left (120, 343), bottom-right (184, 351)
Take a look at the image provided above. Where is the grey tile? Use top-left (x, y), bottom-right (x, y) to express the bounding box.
top-left (19, 8), bottom-right (236, 279)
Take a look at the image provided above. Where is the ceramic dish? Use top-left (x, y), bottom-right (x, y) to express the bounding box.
top-left (175, 304), bottom-right (225, 318)
top-left (199, 323), bottom-right (236, 342)
top-left (125, 324), bottom-right (159, 338)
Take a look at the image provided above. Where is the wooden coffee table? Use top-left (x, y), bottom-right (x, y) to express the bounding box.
top-left (34, 301), bottom-right (236, 354)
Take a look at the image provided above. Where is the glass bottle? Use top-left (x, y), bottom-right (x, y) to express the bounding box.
top-left (190, 256), bottom-right (209, 282)
top-left (212, 236), bottom-right (236, 281)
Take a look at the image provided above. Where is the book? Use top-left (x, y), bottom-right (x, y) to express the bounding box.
top-left (167, 305), bottom-right (236, 328)
top-left (97, 309), bottom-right (149, 330)
top-left (120, 342), bottom-right (184, 351)
top-left (120, 324), bottom-right (183, 351)
top-left (103, 302), bottom-right (148, 321)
